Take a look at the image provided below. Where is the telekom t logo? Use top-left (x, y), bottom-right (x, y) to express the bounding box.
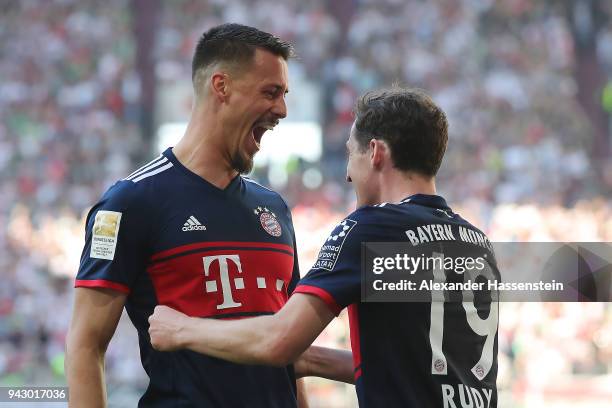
top-left (202, 253), bottom-right (287, 310)
top-left (203, 254), bottom-right (244, 310)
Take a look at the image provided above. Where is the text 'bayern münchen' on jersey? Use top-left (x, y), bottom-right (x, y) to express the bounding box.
top-left (295, 194), bottom-right (499, 408)
top-left (75, 148), bottom-right (300, 408)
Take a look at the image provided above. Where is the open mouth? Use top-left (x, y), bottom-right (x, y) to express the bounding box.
top-left (251, 123), bottom-right (275, 149)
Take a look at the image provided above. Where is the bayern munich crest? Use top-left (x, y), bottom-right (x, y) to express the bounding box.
top-left (434, 359), bottom-right (446, 373)
top-left (253, 206), bottom-right (282, 237)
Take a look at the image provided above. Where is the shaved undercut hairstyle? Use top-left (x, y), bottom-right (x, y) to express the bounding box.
top-left (191, 23), bottom-right (294, 95)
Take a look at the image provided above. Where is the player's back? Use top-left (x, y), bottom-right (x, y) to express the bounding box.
top-left (356, 195), bottom-right (498, 407)
top-left (298, 194), bottom-right (498, 407)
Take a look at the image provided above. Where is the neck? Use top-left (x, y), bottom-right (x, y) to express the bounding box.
top-left (172, 102), bottom-right (238, 189)
top-left (377, 170), bottom-right (437, 204)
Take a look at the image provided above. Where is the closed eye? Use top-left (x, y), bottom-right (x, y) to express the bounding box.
top-left (263, 85), bottom-right (288, 99)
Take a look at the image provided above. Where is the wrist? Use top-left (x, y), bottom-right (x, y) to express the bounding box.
top-left (295, 348), bottom-right (313, 378)
top-left (176, 315), bottom-right (194, 349)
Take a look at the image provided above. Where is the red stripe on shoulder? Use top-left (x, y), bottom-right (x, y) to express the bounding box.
top-left (75, 279), bottom-right (131, 294)
top-left (293, 285), bottom-right (342, 315)
top-left (151, 241), bottom-right (294, 261)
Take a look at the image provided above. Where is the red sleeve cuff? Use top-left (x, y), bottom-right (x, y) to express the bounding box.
top-left (293, 285), bottom-right (343, 316)
top-left (75, 279), bottom-right (130, 294)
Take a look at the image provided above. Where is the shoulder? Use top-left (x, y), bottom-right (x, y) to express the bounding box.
top-left (455, 213), bottom-right (487, 234)
top-left (89, 178), bottom-right (151, 222)
top-left (351, 201), bottom-right (461, 226)
top-left (242, 176), bottom-right (290, 209)
top-left (83, 179), bottom-right (154, 242)
top-left (329, 203), bottom-right (428, 243)
top-left (321, 206), bottom-right (382, 245)
top-left (98, 179), bottom-right (141, 209)
top-left (100, 153), bottom-right (179, 207)
top-left (122, 153), bottom-right (175, 184)
top-left (108, 153), bottom-right (179, 203)
top-left (341, 203), bottom-right (401, 226)
top-left (242, 176), bottom-right (280, 197)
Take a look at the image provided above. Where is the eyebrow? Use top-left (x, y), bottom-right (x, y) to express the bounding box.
top-left (266, 84), bottom-right (289, 95)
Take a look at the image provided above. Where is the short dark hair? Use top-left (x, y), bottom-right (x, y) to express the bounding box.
top-left (353, 87), bottom-right (448, 177)
top-left (191, 23), bottom-right (294, 81)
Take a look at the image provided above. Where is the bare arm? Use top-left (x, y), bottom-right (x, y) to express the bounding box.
top-left (65, 287), bottom-right (126, 408)
top-left (149, 294), bottom-right (354, 384)
top-left (295, 346), bottom-right (354, 384)
top-left (150, 293), bottom-right (337, 367)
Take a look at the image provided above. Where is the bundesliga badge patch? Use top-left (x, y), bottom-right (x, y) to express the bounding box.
top-left (254, 206), bottom-right (282, 237)
top-left (90, 210), bottom-right (122, 260)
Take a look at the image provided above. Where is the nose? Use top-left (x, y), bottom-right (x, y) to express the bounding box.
top-left (271, 96), bottom-right (287, 119)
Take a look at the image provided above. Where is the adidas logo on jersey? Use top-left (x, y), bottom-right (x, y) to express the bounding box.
top-left (182, 216), bottom-right (206, 231)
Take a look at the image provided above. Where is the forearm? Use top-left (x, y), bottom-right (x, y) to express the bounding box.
top-left (65, 342), bottom-right (106, 407)
top-left (150, 295), bottom-right (334, 367)
top-left (296, 346), bottom-right (355, 384)
top-left (179, 315), bottom-right (291, 366)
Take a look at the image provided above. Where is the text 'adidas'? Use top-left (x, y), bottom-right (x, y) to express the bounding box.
top-left (182, 216), bottom-right (206, 231)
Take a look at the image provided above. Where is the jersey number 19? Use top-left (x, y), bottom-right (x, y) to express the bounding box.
top-left (428, 252), bottom-right (498, 381)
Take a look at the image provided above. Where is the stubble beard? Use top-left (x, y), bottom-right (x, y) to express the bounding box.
top-left (231, 152), bottom-right (254, 174)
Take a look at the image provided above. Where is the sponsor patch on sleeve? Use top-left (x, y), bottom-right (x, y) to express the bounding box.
top-left (90, 210), bottom-right (122, 260)
top-left (313, 219), bottom-right (357, 271)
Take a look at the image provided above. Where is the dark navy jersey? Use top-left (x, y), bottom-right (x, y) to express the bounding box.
top-left (295, 194), bottom-right (499, 408)
top-left (76, 148), bottom-right (300, 408)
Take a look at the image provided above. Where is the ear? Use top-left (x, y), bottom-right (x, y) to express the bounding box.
top-left (369, 139), bottom-right (387, 169)
top-left (210, 72), bottom-right (230, 103)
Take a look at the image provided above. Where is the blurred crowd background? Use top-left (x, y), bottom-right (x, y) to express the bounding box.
top-left (1, 0), bottom-right (611, 407)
